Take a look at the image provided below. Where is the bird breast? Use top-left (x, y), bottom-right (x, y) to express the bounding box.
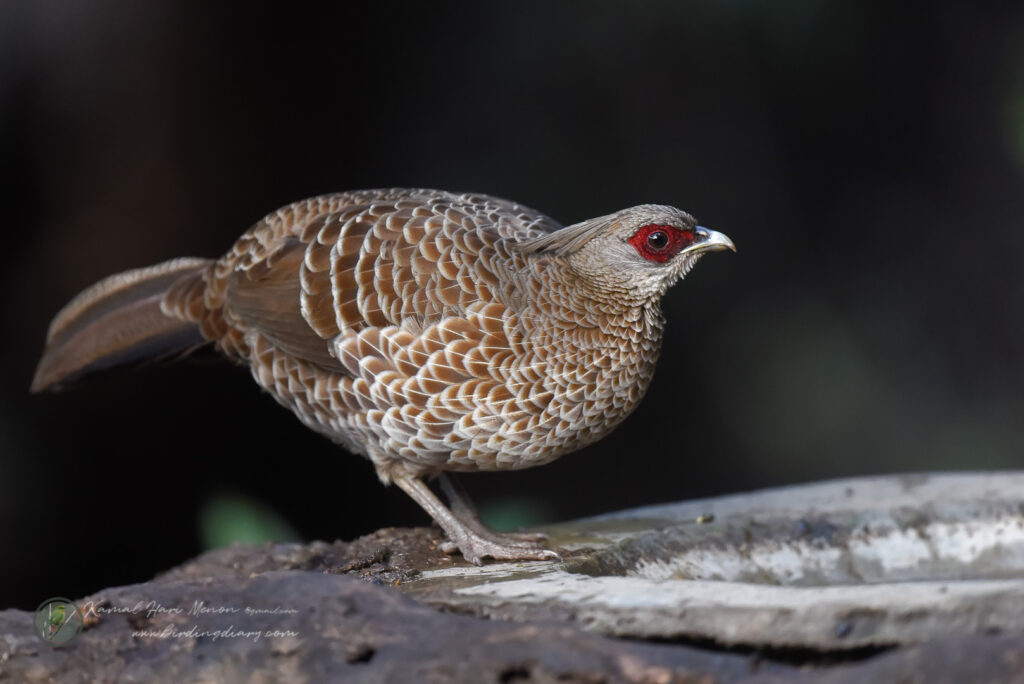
top-left (193, 190), bottom-right (666, 477)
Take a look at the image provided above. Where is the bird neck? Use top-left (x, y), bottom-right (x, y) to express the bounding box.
top-left (524, 282), bottom-right (665, 362)
top-left (516, 256), bottom-right (666, 352)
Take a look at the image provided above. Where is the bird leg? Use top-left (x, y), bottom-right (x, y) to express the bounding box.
top-left (437, 473), bottom-right (549, 546)
top-left (393, 475), bottom-right (558, 565)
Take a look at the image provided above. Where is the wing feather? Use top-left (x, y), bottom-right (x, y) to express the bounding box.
top-left (214, 189), bottom-right (561, 383)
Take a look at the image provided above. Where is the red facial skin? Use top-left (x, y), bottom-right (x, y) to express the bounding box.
top-left (628, 224), bottom-right (696, 263)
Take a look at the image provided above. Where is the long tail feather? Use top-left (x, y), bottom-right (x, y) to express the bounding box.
top-left (31, 257), bottom-right (214, 392)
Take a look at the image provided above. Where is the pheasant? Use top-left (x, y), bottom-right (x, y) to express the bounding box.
top-left (31, 189), bottom-right (734, 563)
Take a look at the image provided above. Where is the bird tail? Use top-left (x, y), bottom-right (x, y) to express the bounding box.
top-left (31, 257), bottom-right (214, 392)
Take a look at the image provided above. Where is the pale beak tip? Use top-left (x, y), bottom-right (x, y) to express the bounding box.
top-left (695, 226), bottom-right (736, 253)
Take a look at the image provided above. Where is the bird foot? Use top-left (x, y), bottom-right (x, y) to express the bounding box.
top-left (443, 534), bottom-right (560, 565)
top-left (439, 530), bottom-right (553, 560)
top-left (484, 530), bottom-right (549, 546)
top-left (394, 475), bottom-right (559, 565)
top-left (465, 526), bottom-right (552, 550)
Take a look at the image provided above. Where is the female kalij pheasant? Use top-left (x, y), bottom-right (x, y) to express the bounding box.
top-left (32, 189), bottom-right (734, 563)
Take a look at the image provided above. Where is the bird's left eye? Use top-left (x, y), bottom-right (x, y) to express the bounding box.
top-left (646, 231), bottom-right (669, 250)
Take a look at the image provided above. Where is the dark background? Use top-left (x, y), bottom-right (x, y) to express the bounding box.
top-left (3, 1), bottom-right (1024, 609)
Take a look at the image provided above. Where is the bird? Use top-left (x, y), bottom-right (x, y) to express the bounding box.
top-left (31, 188), bottom-right (734, 564)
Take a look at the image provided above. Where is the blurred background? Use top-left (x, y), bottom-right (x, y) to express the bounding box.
top-left (3, 1), bottom-right (1024, 609)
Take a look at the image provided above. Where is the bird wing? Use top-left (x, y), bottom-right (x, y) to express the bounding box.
top-left (216, 189), bottom-right (560, 371)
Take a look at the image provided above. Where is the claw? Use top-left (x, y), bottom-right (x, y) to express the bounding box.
top-left (458, 539), bottom-right (561, 564)
top-left (395, 475), bottom-right (559, 565)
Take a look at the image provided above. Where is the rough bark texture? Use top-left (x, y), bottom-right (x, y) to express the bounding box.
top-left (3, 474), bottom-right (1024, 682)
top-left (0, 532), bottom-right (777, 683)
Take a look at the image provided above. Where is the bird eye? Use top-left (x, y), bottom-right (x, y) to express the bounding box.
top-left (646, 231), bottom-right (669, 250)
top-left (629, 223), bottom-right (694, 263)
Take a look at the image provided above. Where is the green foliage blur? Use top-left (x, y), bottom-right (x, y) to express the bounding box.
top-left (199, 493), bottom-right (301, 549)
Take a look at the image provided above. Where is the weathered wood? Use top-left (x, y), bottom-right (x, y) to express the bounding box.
top-left (406, 472), bottom-right (1024, 649)
top-left (2, 473), bottom-right (1022, 681)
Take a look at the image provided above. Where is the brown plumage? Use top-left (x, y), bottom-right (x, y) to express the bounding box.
top-left (32, 188), bottom-right (734, 563)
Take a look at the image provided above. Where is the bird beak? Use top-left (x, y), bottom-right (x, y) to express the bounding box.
top-left (684, 226), bottom-right (736, 254)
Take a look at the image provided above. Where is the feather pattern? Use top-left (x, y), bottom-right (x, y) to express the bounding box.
top-left (159, 189), bottom-right (676, 479)
top-left (34, 188), bottom-right (733, 562)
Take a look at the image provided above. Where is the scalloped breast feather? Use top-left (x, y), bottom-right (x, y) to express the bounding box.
top-left (31, 188), bottom-right (734, 564)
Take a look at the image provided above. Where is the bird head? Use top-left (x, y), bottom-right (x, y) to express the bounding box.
top-left (518, 204), bottom-right (735, 302)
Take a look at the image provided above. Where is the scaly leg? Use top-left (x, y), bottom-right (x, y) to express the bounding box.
top-left (393, 476), bottom-right (558, 565)
top-left (437, 473), bottom-right (548, 547)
